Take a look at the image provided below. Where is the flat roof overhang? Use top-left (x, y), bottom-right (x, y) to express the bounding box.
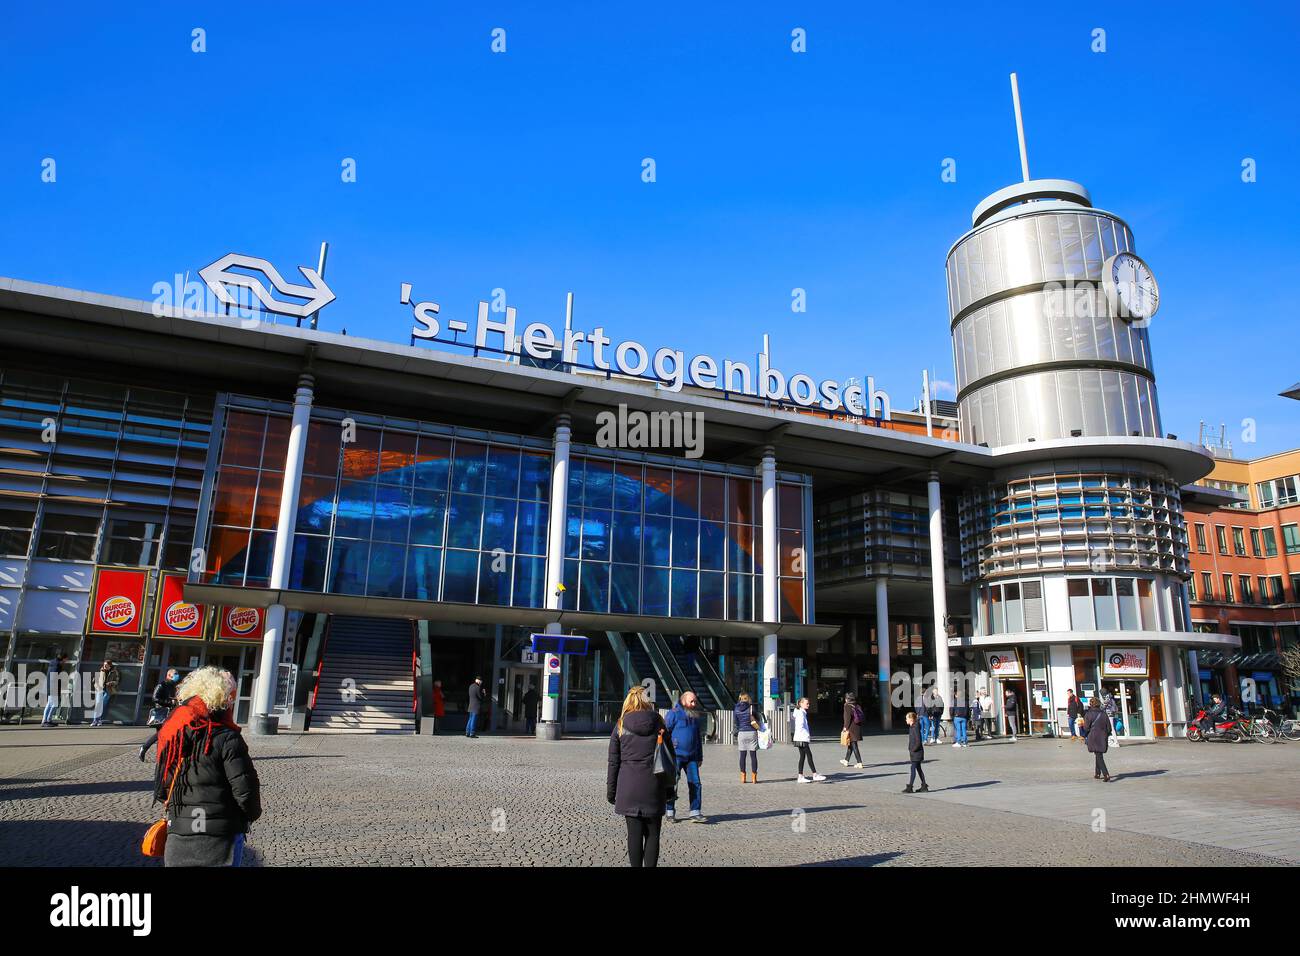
top-left (185, 582), bottom-right (841, 641)
top-left (0, 276), bottom-right (1215, 486)
top-left (956, 630), bottom-right (1241, 651)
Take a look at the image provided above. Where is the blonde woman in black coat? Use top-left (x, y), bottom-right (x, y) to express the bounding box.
top-left (1082, 697), bottom-right (1113, 782)
top-left (607, 685), bottom-right (676, 867)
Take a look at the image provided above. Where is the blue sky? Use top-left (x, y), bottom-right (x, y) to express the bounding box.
top-left (2, 2), bottom-right (1298, 454)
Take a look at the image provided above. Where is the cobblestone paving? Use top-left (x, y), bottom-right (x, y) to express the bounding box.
top-left (1, 726), bottom-right (1295, 866)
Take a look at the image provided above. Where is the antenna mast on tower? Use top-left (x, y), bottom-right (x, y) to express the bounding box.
top-left (1009, 72), bottom-right (1031, 182)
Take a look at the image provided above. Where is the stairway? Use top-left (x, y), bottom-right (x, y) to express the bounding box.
top-left (311, 616), bottom-right (415, 734)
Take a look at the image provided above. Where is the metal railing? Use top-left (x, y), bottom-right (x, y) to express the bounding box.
top-left (711, 702), bottom-right (795, 746)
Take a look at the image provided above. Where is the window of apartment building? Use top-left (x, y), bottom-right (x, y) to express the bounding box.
top-left (1201, 571), bottom-right (1214, 601)
top-left (1263, 527), bottom-right (1278, 557)
top-left (1232, 527), bottom-right (1246, 556)
top-left (1292, 574), bottom-right (1300, 602)
top-left (1065, 576), bottom-right (1157, 631)
top-left (1261, 575), bottom-right (1280, 603)
top-left (1284, 523), bottom-right (1300, 555)
top-left (0, 506), bottom-right (37, 557)
top-left (1194, 523), bottom-right (1207, 552)
top-left (1222, 574), bottom-right (1234, 603)
top-left (1188, 575), bottom-right (1197, 601)
top-left (1215, 525), bottom-right (1228, 555)
top-left (1250, 527), bottom-right (1262, 557)
top-left (1239, 575), bottom-right (1253, 604)
top-left (1258, 475), bottom-right (1300, 508)
top-left (34, 510), bottom-right (100, 561)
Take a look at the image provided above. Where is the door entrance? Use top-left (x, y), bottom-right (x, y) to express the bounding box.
top-left (505, 665), bottom-right (541, 734)
top-left (1105, 680), bottom-right (1148, 738)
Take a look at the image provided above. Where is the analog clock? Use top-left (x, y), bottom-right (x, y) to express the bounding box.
top-left (1102, 252), bottom-right (1159, 322)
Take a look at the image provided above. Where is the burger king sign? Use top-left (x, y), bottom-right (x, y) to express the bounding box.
top-left (88, 568), bottom-right (150, 637)
top-left (218, 606), bottom-right (265, 642)
top-left (153, 573), bottom-right (207, 639)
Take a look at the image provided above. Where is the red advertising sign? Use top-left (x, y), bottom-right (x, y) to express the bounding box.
top-left (87, 567), bottom-right (150, 638)
top-left (217, 605), bottom-right (265, 642)
top-left (152, 572), bottom-right (207, 640)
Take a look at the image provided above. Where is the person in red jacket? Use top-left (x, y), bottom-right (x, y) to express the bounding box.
top-left (432, 680), bottom-right (445, 733)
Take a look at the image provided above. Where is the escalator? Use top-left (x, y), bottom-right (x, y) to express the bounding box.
top-left (613, 632), bottom-right (734, 713)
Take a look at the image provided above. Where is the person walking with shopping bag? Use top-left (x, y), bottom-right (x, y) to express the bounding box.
top-left (734, 692), bottom-right (762, 783)
top-left (1082, 697), bottom-right (1113, 782)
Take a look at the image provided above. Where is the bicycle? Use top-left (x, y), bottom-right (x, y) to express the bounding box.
top-left (1280, 718), bottom-right (1300, 742)
top-left (1241, 711), bottom-right (1280, 743)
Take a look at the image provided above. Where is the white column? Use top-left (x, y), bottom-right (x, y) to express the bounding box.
top-left (760, 446), bottom-right (779, 717)
top-left (251, 374), bottom-right (314, 735)
top-left (540, 415), bottom-right (572, 729)
top-left (927, 470), bottom-right (951, 720)
top-left (875, 576), bottom-right (892, 730)
top-left (1161, 644), bottom-right (1186, 737)
top-left (1187, 649), bottom-right (1203, 707)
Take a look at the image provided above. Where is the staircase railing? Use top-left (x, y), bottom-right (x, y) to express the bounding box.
top-left (659, 634), bottom-right (734, 711)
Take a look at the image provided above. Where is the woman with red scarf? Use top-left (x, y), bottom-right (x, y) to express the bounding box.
top-left (152, 666), bottom-right (261, 866)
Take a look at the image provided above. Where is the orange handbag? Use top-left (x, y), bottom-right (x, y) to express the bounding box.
top-left (141, 765), bottom-right (180, 858)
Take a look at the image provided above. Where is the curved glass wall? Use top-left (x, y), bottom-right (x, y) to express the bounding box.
top-left (959, 466), bottom-right (1191, 582)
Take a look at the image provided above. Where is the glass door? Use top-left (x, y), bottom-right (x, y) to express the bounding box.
top-left (1114, 680), bottom-right (1146, 738)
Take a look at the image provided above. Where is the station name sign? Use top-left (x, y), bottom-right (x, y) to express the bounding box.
top-left (408, 294), bottom-right (891, 419)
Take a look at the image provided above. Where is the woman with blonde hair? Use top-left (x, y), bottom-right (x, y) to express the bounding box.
top-left (153, 666), bottom-right (261, 866)
top-left (606, 685), bottom-right (676, 867)
top-left (734, 691), bottom-right (762, 782)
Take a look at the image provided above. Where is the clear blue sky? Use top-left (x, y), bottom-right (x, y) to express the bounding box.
top-left (3, 2), bottom-right (1298, 455)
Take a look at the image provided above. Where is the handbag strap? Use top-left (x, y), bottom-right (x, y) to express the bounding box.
top-left (159, 761), bottom-right (181, 818)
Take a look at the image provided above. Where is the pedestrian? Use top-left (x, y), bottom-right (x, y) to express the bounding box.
top-left (153, 666), bottom-right (261, 866)
top-left (902, 710), bottom-right (929, 793)
top-left (522, 682), bottom-right (539, 735)
top-left (1066, 688), bottom-right (1085, 742)
top-left (40, 652), bottom-right (68, 726)
top-left (1003, 688), bottom-right (1018, 741)
top-left (917, 686), bottom-right (932, 744)
top-left (139, 667), bottom-right (181, 761)
top-left (792, 696), bottom-right (826, 782)
top-left (607, 684), bottom-right (675, 867)
top-left (89, 659), bottom-right (120, 727)
top-left (432, 679), bottom-right (445, 733)
top-left (734, 692), bottom-right (761, 782)
top-left (839, 691), bottom-right (864, 769)
top-left (664, 690), bottom-right (707, 821)
top-left (465, 676), bottom-right (484, 738)
top-left (970, 691), bottom-right (984, 742)
top-left (979, 688), bottom-right (995, 739)
top-left (1082, 697), bottom-right (1113, 782)
top-left (1102, 687), bottom-right (1121, 744)
top-left (927, 686), bottom-right (946, 744)
top-left (952, 691), bottom-right (969, 748)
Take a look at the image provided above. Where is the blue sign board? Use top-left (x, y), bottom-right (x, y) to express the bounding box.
top-left (530, 633), bottom-right (589, 656)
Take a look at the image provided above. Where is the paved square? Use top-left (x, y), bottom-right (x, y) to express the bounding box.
top-left (1, 726), bottom-right (1296, 866)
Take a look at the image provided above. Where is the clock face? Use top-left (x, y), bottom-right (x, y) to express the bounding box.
top-left (1103, 252), bottom-right (1159, 322)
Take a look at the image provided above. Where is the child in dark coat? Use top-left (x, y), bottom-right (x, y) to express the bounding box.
top-left (903, 711), bottom-right (929, 793)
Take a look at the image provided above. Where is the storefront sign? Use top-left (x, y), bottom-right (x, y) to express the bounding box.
top-left (217, 606), bottom-right (265, 642)
top-left (87, 567), bottom-right (150, 638)
top-left (985, 650), bottom-right (1023, 679)
top-left (1101, 646), bottom-right (1149, 678)
top-left (152, 573), bottom-right (207, 640)
top-left (820, 667), bottom-right (847, 679)
top-left (407, 294), bottom-right (892, 418)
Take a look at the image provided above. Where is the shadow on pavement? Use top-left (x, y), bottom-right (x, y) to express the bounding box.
top-left (1108, 769), bottom-right (1169, 781)
top-left (800, 851), bottom-right (903, 866)
top-left (0, 779), bottom-right (155, 802)
top-left (702, 805), bottom-right (863, 824)
top-left (0, 820), bottom-right (160, 867)
top-left (934, 780), bottom-right (1001, 791)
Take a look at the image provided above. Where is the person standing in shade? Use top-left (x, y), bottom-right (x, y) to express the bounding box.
top-left (1102, 687), bottom-right (1121, 745)
top-left (607, 685), bottom-right (675, 867)
top-left (40, 652), bottom-right (68, 726)
top-left (970, 691), bottom-right (984, 742)
top-left (840, 691), bottom-right (864, 769)
top-left (1066, 689), bottom-right (1085, 742)
top-left (979, 688), bottom-right (995, 739)
top-left (792, 696), bottom-right (826, 783)
top-left (664, 690), bottom-right (707, 821)
top-left (951, 691), bottom-right (969, 748)
top-left (927, 687), bottom-right (946, 744)
top-left (465, 676), bottom-right (484, 738)
top-left (139, 667), bottom-right (181, 761)
top-left (734, 692), bottom-right (761, 783)
top-left (155, 667), bottom-right (262, 866)
top-left (89, 659), bottom-right (120, 727)
top-left (432, 679), bottom-right (445, 734)
top-left (1083, 697), bottom-right (1113, 782)
top-left (1003, 688), bottom-right (1018, 742)
top-left (522, 682), bottom-right (539, 735)
top-left (902, 711), bottom-right (929, 793)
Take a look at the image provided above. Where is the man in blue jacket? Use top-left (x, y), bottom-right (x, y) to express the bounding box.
top-left (664, 690), bottom-right (707, 823)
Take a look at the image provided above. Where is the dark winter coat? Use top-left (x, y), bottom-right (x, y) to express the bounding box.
top-left (1004, 692), bottom-right (1018, 713)
top-left (467, 682), bottom-right (483, 714)
top-left (152, 677), bottom-right (179, 711)
top-left (952, 699), bottom-right (970, 719)
top-left (843, 701), bottom-right (863, 741)
top-left (1067, 694), bottom-right (1084, 719)
top-left (1083, 707), bottom-right (1111, 754)
top-left (907, 721), bottom-right (925, 763)
top-left (154, 719), bottom-right (262, 837)
top-left (664, 703), bottom-right (705, 763)
top-left (607, 710), bottom-right (676, 818)
top-left (734, 700), bottom-right (760, 733)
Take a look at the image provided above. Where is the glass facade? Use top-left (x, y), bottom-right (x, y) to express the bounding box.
top-left (201, 397), bottom-right (812, 624)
